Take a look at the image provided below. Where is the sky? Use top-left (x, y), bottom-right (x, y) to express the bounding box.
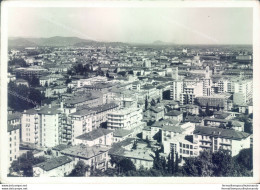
top-left (8, 7), bottom-right (253, 44)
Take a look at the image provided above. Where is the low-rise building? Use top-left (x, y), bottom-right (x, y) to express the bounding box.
top-left (61, 144), bottom-right (110, 172)
top-left (164, 110), bottom-right (183, 122)
top-left (33, 156), bottom-right (74, 177)
top-left (75, 128), bottom-right (114, 146)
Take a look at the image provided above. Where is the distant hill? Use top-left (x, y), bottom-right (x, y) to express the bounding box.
top-left (9, 38), bottom-right (37, 47)
top-left (8, 36), bottom-right (128, 47)
top-left (8, 36), bottom-right (96, 47)
top-left (153, 40), bottom-right (165, 45)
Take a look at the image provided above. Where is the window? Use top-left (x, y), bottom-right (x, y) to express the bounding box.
top-left (180, 143), bottom-right (182, 147)
top-left (10, 157), bottom-right (12, 161)
top-left (190, 145), bottom-right (193, 149)
top-left (190, 151), bottom-right (193, 155)
top-left (180, 148), bottom-right (182, 153)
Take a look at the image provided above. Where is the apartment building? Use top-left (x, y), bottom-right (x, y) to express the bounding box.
top-left (233, 79), bottom-right (253, 105)
top-left (107, 107), bottom-right (143, 131)
top-left (170, 80), bottom-right (183, 101)
top-left (193, 126), bottom-right (250, 156)
top-left (180, 82), bottom-right (203, 105)
top-left (21, 104), bottom-right (63, 148)
top-left (8, 124), bottom-right (20, 170)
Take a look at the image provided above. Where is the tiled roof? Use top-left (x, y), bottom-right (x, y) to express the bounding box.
top-left (184, 115), bottom-right (202, 123)
top-left (76, 128), bottom-right (113, 141)
top-left (113, 129), bottom-right (134, 138)
top-left (61, 144), bottom-right (110, 159)
top-left (165, 110), bottom-right (183, 116)
top-left (33, 156), bottom-right (72, 171)
top-left (52, 144), bottom-right (72, 151)
top-left (108, 138), bottom-right (135, 155)
top-left (194, 126), bottom-right (250, 140)
top-left (162, 125), bottom-right (185, 133)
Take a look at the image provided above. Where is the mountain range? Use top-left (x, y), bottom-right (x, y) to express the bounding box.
top-left (8, 36), bottom-right (126, 47)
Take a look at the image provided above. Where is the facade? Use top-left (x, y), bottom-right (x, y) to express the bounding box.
top-left (61, 144), bottom-right (110, 172)
top-left (8, 124), bottom-right (20, 170)
top-left (193, 126), bottom-right (250, 156)
top-left (107, 107), bottom-right (143, 130)
top-left (21, 104), bottom-right (63, 148)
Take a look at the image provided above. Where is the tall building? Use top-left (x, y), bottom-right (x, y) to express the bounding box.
top-left (21, 104), bottom-right (63, 148)
top-left (170, 80), bottom-right (183, 101)
top-left (107, 107), bottom-right (143, 131)
top-left (180, 82), bottom-right (203, 105)
top-left (8, 124), bottom-right (20, 170)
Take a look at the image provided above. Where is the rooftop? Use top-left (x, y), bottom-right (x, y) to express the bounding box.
top-left (194, 126), bottom-right (250, 140)
top-left (165, 110), bottom-right (183, 116)
top-left (76, 128), bottom-right (114, 141)
top-left (61, 144), bottom-right (110, 159)
top-left (113, 129), bottom-right (134, 138)
top-left (33, 156), bottom-right (72, 171)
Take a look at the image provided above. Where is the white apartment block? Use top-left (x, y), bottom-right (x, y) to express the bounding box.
top-left (180, 82), bottom-right (203, 105)
top-left (8, 125), bottom-right (20, 170)
top-left (170, 80), bottom-right (183, 101)
top-left (107, 107), bottom-right (143, 130)
top-left (193, 126), bottom-right (250, 156)
top-left (21, 104), bottom-right (63, 148)
top-left (233, 79), bottom-right (253, 105)
top-left (68, 110), bottom-right (94, 144)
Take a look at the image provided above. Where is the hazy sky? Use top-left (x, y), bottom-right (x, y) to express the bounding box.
top-left (8, 7), bottom-right (253, 44)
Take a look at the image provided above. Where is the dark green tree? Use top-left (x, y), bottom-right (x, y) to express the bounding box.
top-left (69, 160), bottom-right (88, 177)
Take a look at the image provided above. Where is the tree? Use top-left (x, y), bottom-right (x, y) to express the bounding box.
top-left (150, 99), bottom-right (156, 106)
top-left (226, 121), bottom-right (233, 129)
top-left (145, 97), bottom-right (149, 110)
top-left (9, 151), bottom-right (46, 176)
top-left (182, 150), bottom-right (214, 177)
top-left (235, 148), bottom-right (253, 171)
top-left (69, 160), bottom-right (88, 177)
top-left (212, 149), bottom-right (234, 176)
top-left (118, 158), bottom-right (136, 173)
top-left (132, 140), bottom-right (137, 150)
top-left (205, 102), bottom-right (210, 116)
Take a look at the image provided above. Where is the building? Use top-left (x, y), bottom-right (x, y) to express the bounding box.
top-left (180, 82), bottom-right (203, 105)
top-left (107, 107), bottom-right (143, 131)
top-left (8, 124), bottom-right (20, 170)
top-left (193, 126), bottom-right (250, 156)
top-left (75, 128), bottom-right (114, 146)
top-left (196, 94), bottom-right (233, 111)
top-left (33, 156), bottom-right (74, 177)
top-left (164, 110), bottom-right (183, 122)
top-left (109, 139), bottom-right (154, 169)
top-left (21, 104), bottom-right (63, 148)
top-left (113, 129), bottom-right (134, 143)
top-left (61, 144), bottom-right (110, 172)
top-left (67, 110), bottom-right (95, 144)
top-left (170, 80), bottom-right (183, 101)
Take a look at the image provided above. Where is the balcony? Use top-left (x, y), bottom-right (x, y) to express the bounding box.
top-left (199, 139), bottom-right (212, 143)
top-left (220, 142), bottom-right (231, 146)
